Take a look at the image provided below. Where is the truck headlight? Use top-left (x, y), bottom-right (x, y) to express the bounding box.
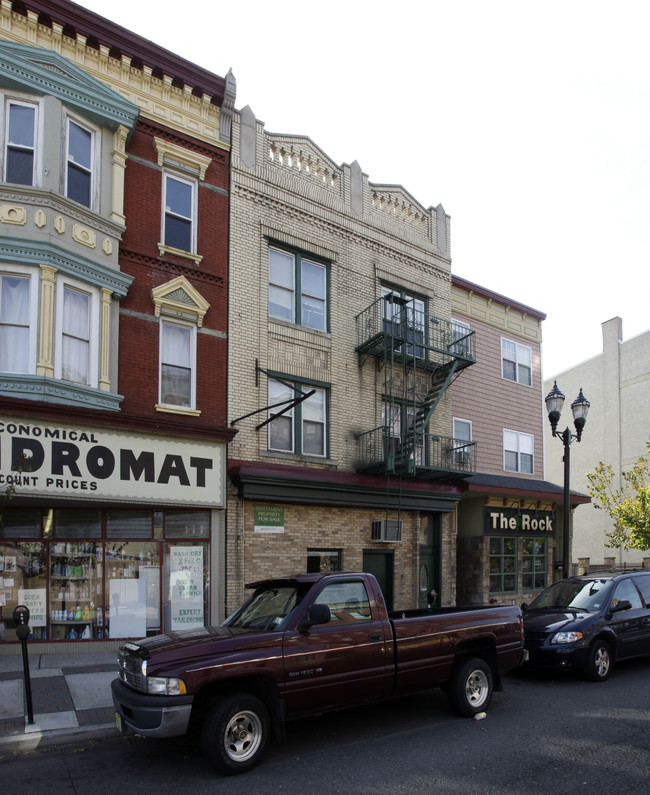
top-left (146, 676), bottom-right (187, 696)
top-left (551, 631), bottom-right (583, 644)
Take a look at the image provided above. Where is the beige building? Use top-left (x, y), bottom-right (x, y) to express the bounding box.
top-left (226, 106), bottom-right (477, 613)
top-left (450, 278), bottom-right (589, 605)
top-left (544, 317), bottom-right (650, 570)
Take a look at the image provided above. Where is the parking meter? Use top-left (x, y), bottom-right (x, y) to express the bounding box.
top-left (13, 604), bottom-right (30, 641)
top-left (13, 604), bottom-right (33, 723)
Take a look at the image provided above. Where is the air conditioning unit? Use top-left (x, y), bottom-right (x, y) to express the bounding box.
top-left (371, 519), bottom-right (403, 542)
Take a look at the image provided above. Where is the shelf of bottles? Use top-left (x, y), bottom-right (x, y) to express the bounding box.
top-left (49, 541), bottom-right (103, 640)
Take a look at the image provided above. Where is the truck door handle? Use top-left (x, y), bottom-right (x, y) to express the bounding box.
top-left (368, 633), bottom-right (382, 642)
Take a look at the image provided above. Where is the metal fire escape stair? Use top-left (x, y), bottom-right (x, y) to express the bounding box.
top-left (393, 359), bottom-right (460, 471)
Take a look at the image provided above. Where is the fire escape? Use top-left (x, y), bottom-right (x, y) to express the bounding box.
top-left (355, 294), bottom-right (477, 478)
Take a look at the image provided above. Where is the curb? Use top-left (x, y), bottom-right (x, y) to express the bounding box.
top-left (0, 721), bottom-right (117, 754)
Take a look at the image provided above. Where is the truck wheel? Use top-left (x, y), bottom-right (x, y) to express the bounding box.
top-left (584, 640), bottom-right (612, 682)
top-left (447, 657), bottom-right (493, 717)
top-left (201, 692), bottom-right (270, 776)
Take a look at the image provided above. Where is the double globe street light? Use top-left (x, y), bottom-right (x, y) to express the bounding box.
top-left (545, 382), bottom-right (591, 579)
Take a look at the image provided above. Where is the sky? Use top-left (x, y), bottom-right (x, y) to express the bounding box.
top-left (75, 0), bottom-right (650, 381)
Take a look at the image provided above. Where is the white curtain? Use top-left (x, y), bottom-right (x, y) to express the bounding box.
top-left (62, 287), bottom-right (90, 384)
top-left (0, 275), bottom-right (30, 372)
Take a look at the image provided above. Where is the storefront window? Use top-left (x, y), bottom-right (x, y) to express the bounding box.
top-left (522, 538), bottom-right (547, 590)
top-left (107, 510), bottom-right (153, 539)
top-left (0, 507), bottom-right (212, 644)
top-left (54, 509), bottom-right (101, 538)
top-left (106, 542), bottom-right (160, 639)
top-left (163, 541), bottom-right (209, 632)
top-left (50, 540), bottom-right (100, 640)
top-left (489, 537), bottom-right (516, 593)
top-left (0, 541), bottom-right (47, 641)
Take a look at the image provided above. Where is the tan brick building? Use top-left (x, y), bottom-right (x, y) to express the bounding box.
top-left (226, 106), bottom-right (478, 613)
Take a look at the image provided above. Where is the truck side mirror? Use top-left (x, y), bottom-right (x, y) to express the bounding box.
top-left (300, 603), bottom-right (331, 630)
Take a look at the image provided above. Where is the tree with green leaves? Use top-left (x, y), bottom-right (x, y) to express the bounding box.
top-left (586, 438), bottom-right (650, 550)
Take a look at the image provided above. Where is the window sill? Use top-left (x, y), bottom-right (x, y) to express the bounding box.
top-left (155, 404), bottom-right (201, 417)
top-left (157, 243), bottom-right (203, 267)
top-left (261, 450), bottom-right (338, 467)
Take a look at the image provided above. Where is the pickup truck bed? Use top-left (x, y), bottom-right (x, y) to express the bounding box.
top-left (112, 572), bottom-right (523, 776)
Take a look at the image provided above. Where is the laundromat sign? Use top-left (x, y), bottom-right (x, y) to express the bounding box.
top-left (0, 416), bottom-right (223, 506)
top-left (485, 507), bottom-right (555, 535)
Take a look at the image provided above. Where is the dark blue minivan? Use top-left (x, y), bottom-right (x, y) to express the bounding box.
top-left (522, 571), bottom-right (650, 681)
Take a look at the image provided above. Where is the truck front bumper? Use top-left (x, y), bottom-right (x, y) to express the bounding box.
top-left (111, 678), bottom-right (194, 738)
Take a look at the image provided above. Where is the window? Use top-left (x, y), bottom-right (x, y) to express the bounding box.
top-left (163, 173), bottom-right (196, 253)
top-left (268, 378), bottom-right (327, 457)
top-left (307, 549), bottom-right (342, 573)
top-left (504, 430), bottom-right (534, 474)
top-left (382, 287), bottom-right (425, 357)
top-left (452, 418), bottom-right (472, 467)
top-left (159, 320), bottom-right (196, 409)
top-left (501, 338), bottom-right (532, 385)
top-left (4, 99), bottom-right (37, 185)
top-left (268, 246), bottom-right (327, 331)
top-left (611, 579), bottom-right (643, 611)
top-left (522, 538), bottom-right (547, 590)
top-left (66, 118), bottom-right (94, 208)
top-left (383, 401), bottom-right (424, 465)
top-left (54, 278), bottom-right (99, 387)
top-left (0, 272), bottom-right (36, 373)
top-left (451, 320), bottom-right (471, 357)
top-left (489, 537), bottom-right (516, 593)
top-left (313, 580), bottom-right (372, 623)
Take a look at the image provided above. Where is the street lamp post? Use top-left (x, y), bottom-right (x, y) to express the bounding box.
top-left (545, 382), bottom-right (591, 579)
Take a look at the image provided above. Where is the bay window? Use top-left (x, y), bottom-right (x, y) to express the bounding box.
top-left (66, 117), bottom-right (95, 208)
top-left (4, 99), bottom-right (38, 186)
top-left (55, 280), bottom-right (99, 387)
top-left (0, 271), bottom-right (36, 373)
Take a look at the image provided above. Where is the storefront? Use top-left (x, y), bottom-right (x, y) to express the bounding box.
top-left (0, 416), bottom-right (226, 650)
top-left (455, 474), bottom-right (590, 607)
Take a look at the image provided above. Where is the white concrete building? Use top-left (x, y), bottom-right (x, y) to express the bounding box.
top-left (544, 317), bottom-right (650, 569)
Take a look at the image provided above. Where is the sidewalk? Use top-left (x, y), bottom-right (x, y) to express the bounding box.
top-left (0, 650), bottom-right (119, 752)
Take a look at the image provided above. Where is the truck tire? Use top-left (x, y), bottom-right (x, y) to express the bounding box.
top-left (584, 640), bottom-right (612, 682)
top-left (447, 657), bottom-right (493, 717)
top-left (201, 692), bottom-right (270, 775)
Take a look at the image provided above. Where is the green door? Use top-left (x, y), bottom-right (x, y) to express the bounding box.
top-left (363, 550), bottom-right (394, 611)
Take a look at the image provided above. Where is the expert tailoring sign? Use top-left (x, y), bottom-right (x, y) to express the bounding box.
top-left (0, 416), bottom-right (224, 506)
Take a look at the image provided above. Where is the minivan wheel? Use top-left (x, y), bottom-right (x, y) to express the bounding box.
top-left (584, 640), bottom-right (612, 682)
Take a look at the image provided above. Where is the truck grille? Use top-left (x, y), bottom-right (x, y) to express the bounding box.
top-left (117, 643), bottom-right (148, 692)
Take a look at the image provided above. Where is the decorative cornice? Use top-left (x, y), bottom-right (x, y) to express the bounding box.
top-left (0, 39), bottom-right (139, 132)
top-left (0, 235), bottom-right (133, 298)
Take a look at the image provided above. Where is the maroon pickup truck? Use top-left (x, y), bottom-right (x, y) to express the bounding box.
top-left (111, 572), bottom-right (523, 775)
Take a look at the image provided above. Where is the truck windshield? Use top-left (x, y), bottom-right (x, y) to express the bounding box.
top-left (224, 584), bottom-right (302, 631)
top-left (527, 579), bottom-right (613, 612)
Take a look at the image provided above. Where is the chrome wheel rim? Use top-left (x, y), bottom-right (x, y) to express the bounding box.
top-left (224, 710), bottom-right (263, 762)
top-left (466, 669), bottom-right (490, 708)
top-left (594, 646), bottom-right (610, 678)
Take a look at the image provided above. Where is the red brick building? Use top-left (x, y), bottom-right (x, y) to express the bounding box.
top-left (0, 1), bottom-right (235, 650)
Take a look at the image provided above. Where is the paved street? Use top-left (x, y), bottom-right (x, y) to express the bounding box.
top-left (2, 658), bottom-right (649, 794)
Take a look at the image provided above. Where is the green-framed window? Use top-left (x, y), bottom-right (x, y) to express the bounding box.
top-left (268, 376), bottom-right (328, 457)
top-left (269, 245), bottom-right (328, 331)
top-left (489, 537), bottom-right (517, 593)
top-left (522, 538), bottom-right (547, 590)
